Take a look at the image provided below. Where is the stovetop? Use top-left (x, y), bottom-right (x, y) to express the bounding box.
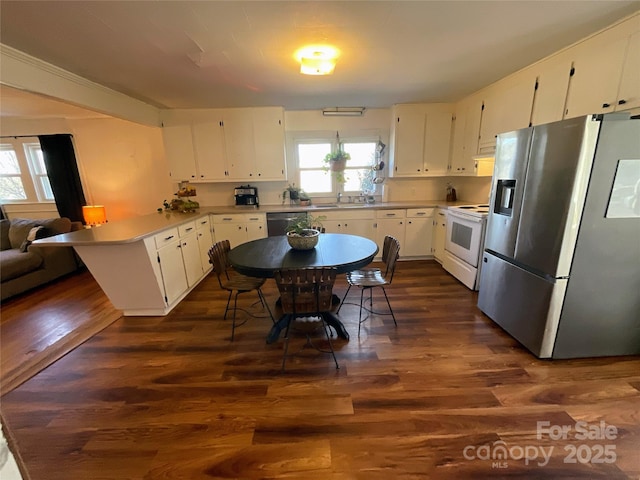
top-left (449, 204), bottom-right (490, 218)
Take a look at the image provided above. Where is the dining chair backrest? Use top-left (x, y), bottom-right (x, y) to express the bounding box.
top-left (208, 240), bottom-right (232, 283)
top-left (274, 268), bottom-right (337, 316)
top-left (382, 235), bottom-right (401, 283)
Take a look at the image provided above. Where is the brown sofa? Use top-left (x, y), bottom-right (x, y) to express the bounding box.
top-left (0, 217), bottom-right (83, 301)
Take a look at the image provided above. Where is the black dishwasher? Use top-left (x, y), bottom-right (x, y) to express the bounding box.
top-left (266, 212), bottom-right (306, 236)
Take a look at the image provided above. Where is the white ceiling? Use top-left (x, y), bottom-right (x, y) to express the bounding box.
top-left (1, 1), bottom-right (639, 117)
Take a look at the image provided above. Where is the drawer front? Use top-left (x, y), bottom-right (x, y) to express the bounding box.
top-left (323, 210), bottom-right (375, 221)
top-left (154, 227), bottom-right (180, 249)
top-left (376, 209), bottom-right (406, 219)
top-left (212, 214), bottom-right (245, 224)
top-left (195, 215), bottom-right (211, 230)
top-left (178, 221), bottom-right (197, 237)
top-left (406, 208), bottom-right (434, 218)
top-left (245, 213), bottom-right (266, 223)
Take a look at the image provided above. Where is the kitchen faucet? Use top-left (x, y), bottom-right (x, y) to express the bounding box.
top-left (337, 192), bottom-right (342, 203)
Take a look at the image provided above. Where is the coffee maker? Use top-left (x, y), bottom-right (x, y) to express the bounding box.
top-left (234, 185), bottom-right (259, 206)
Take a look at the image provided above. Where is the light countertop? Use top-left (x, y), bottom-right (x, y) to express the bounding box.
top-left (34, 200), bottom-right (467, 246)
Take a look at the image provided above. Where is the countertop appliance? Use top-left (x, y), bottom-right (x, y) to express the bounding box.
top-left (443, 204), bottom-right (489, 290)
top-left (234, 185), bottom-right (259, 206)
top-left (478, 113), bottom-right (640, 359)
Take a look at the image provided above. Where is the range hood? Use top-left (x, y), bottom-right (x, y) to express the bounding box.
top-left (473, 155), bottom-right (495, 176)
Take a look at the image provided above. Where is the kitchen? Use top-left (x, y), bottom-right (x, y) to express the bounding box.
top-left (1, 2), bottom-right (639, 479)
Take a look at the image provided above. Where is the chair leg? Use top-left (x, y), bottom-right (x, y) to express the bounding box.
top-left (336, 284), bottom-right (352, 313)
top-left (257, 288), bottom-right (275, 324)
top-left (231, 292), bottom-right (240, 341)
top-left (381, 286), bottom-right (397, 326)
top-left (223, 291), bottom-right (233, 320)
top-left (321, 314), bottom-right (339, 369)
top-left (281, 314), bottom-right (293, 372)
top-left (358, 287), bottom-right (366, 337)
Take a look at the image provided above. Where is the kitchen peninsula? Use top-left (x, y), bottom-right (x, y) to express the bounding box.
top-left (35, 201), bottom-right (462, 315)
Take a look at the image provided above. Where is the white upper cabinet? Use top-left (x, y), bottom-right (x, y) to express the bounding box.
top-left (251, 107), bottom-right (286, 180)
top-left (389, 103), bottom-right (454, 177)
top-left (223, 108), bottom-right (256, 179)
top-left (616, 29), bottom-right (640, 111)
top-left (478, 72), bottom-right (537, 153)
top-left (564, 15), bottom-right (639, 119)
top-left (530, 53), bottom-right (572, 126)
top-left (162, 107), bottom-right (286, 183)
top-left (450, 93), bottom-right (483, 175)
top-left (192, 118), bottom-right (227, 181)
top-left (163, 125), bottom-right (197, 181)
top-left (564, 36), bottom-right (628, 118)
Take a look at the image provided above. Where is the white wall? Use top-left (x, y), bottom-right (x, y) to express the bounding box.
top-left (69, 118), bottom-right (172, 221)
top-left (0, 116), bottom-right (172, 221)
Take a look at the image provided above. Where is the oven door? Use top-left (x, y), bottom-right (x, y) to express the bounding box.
top-left (445, 211), bottom-right (484, 267)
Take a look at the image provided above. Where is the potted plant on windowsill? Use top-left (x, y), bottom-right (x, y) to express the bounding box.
top-left (285, 213), bottom-right (325, 250)
top-left (298, 191), bottom-right (312, 206)
top-left (282, 184), bottom-right (301, 204)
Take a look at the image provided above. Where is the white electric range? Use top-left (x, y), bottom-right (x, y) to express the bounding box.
top-left (443, 204), bottom-right (489, 290)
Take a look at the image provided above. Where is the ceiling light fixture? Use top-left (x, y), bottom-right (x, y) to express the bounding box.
top-left (300, 55), bottom-right (336, 75)
top-left (322, 107), bottom-right (366, 117)
top-left (295, 45), bottom-right (339, 75)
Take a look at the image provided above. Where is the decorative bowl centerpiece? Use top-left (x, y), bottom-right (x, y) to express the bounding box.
top-left (285, 213), bottom-right (325, 250)
top-left (286, 229), bottom-right (320, 250)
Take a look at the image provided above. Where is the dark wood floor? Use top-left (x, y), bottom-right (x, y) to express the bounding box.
top-left (1, 260), bottom-right (639, 479)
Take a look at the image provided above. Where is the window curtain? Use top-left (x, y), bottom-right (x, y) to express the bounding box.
top-left (38, 134), bottom-right (86, 224)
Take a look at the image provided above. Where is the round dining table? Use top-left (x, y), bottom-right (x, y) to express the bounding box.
top-left (228, 233), bottom-right (379, 342)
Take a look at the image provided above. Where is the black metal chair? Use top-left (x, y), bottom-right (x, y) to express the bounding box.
top-left (337, 235), bottom-right (400, 336)
top-left (208, 240), bottom-right (274, 341)
top-left (274, 267), bottom-right (339, 371)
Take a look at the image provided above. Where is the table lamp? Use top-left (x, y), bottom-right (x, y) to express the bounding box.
top-left (83, 205), bottom-right (107, 227)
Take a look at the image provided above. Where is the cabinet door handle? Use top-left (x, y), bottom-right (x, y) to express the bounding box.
top-left (185, 227), bottom-right (193, 232)
top-left (164, 235), bottom-right (174, 241)
top-left (618, 99), bottom-right (627, 105)
top-left (385, 213), bottom-right (396, 217)
top-left (602, 103), bottom-right (611, 108)
top-left (416, 212), bottom-right (426, 216)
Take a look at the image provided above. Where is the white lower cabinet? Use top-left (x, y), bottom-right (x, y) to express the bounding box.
top-left (432, 208), bottom-right (448, 263)
top-left (404, 208), bottom-right (434, 257)
top-left (320, 210), bottom-right (375, 241)
top-left (196, 216), bottom-right (214, 272)
top-left (180, 235), bottom-right (204, 287)
top-left (157, 238), bottom-right (189, 306)
top-left (246, 214), bottom-right (267, 242)
top-left (155, 216), bottom-right (211, 306)
top-left (212, 213), bottom-right (266, 248)
top-left (374, 209), bottom-right (406, 257)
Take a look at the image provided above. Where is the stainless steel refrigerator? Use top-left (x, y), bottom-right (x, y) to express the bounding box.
top-left (478, 113), bottom-right (640, 359)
